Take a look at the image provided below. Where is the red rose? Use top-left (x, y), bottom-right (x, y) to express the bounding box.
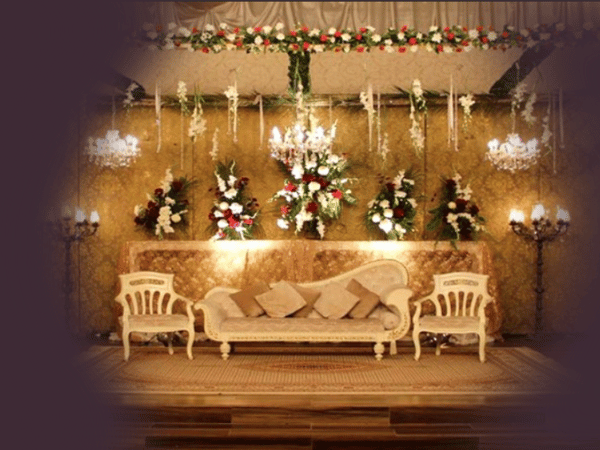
top-left (462, 27), bottom-right (468, 32)
top-left (147, 207), bottom-right (159, 220)
top-left (393, 207), bottom-right (405, 218)
top-left (192, 27), bottom-right (198, 34)
top-left (398, 46), bottom-right (406, 53)
top-left (223, 209), bottom-right (233, 219)
top-left (302, 174), bottom-right (316, 183)
top-left (386, 182), bottom-right (396, 192)
top-left (356, 34), bottom-right (363, 40)
top-left (263, 39), bottom-right (270, 46)
top-left (502, 31), bottom-right (509, 38)
top-left (228, 218), bottom-right (240, 228)
top-left (156, 25), bottom-right (162, 32)
top-left (208, 212), bottom-right (216, 221)
top-left (233, 27), bottom-right (240, 33)
top-left (306, 202), bottom-right (318, 213)
top-left (154, 188), bottom-right (164, 197)
top-left (332, 190), bottom-right (343, 199)
top-left (456, 199), bottom-right (468, 212)
top-left (443, 27), bottom-right (450, 32)
top-left (302, 26), bottom-right (309, 33)
top-left (469, 205), bottom-right (480, 215)
top-left (243, 219), bottom-right (253, 225)
top-left (447, 32), bottom-right (455, 40)
top-left (456, 47), bottom-right (463, 52)
top-left (320, 34), bottom-right (328, 42)
top-left (462, 40), bottom-right (469, 46)
top-left (281, 205), bottom-right (290, 215)
top-left (437, 44), bottom-right (443, 52)
top-left (202, 47), bottom-right (210, 53)
top-left (317, 177), bottom-right (330, 189)
top-left (303, 42), bottom-right (310, 50)
top-left (134, 216), bottom-right (144, 225)
top-left (481, 36), bottom-right (489, 43)
top-left (291, 43), bottom-right (299, 51)
top-left (217, 30), bottom-right (225, 37)
top-left (334, 31), bottom-right (341, 38)
top-left (476, 26), bottom-right (483, 32)
top-left (379, 45), bottom-right (385, 51)
top-left (334, 47), bottom-right (342, 52)
top-left (401, 25), bottom-right (408, 32)
top-left (171, 180), bottom-right (183, 192)
top-left (254, 26), bottom-right (262, 33)
top-left (359, 27), bottom-right (367, 33)
top-left (290, 30), bottom-right (297, 37)
top-left (236, 41), bottom-right (243, 47)
top-left (284, 182), bottom-right (297, 192)
top-left (408, 37), bottom-right (417, 45)
top-left (174, 40), bottom-right (181, 47)
top-left (356, 46), bottom-right (365, 52)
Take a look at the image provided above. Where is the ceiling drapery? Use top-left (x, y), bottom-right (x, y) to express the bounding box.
top-left (120, 2), bottom-right (600, 33)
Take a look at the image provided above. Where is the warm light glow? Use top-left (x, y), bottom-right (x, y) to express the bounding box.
top-left (486, 134), bottom-right (540, 172)
top-left (530, 203), bottom-right (546, 221)
top-left (556, 207), bottom-right (571, 223)
top-left (86, 130), bottom-right (140, 169)
top-left (509, 209), bottom-right (525, 223)
top-left (75, 209), bottom-right (86, 223)
top-left (90, 210), bottom-right (100, 224)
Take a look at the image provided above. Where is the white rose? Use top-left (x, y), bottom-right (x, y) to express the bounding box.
top-left (219, 202), bottom-right (230, 211)
top-left (488, 31), bottom-right (498, 40)
top-left (275, 22), bottom-right (284, 31)
top-left (397, 32), bottom-right (405, 40)
top-left (308, 181), bottom-right (321, 192)
top-left (371, 213), bottom-right (381, 223)
top-left (219, 23), bottom-right (228, 30)
top-left (448, 201), bottom-right (457, 210)
top-left (305, 160), bottom-right (317, 169)
top-left (171, 213), bottom-right (181, 223)
top-left (179, 27), bottom-right (191, 37)
top-left (134, 205), bottom-right (143, 216)
top-left (224, 188), bottom-right (237, 199)
top-left (379, 219), bottom-right (393, 234)
top-left (246, 27), bottom-right (253, 34)
top-left (383, 208), bottom-right (394, 218)
top-left (395, 191), bottom-right (407, 198)
top-left (214, 210), bottom-right (223, 218)
top-left (520, 29), bottom-right (530, 38)
top-left (230, 203), bottom-right (243, 214)
top-left (277, 218), bottom-right (289, 230)
top-left (317, 166), bottom-right (330, 176)
top-left (431, 32), bottom-right (442, 43)
top-left (291, 164), bottom-right (304, 179)
top-left (328, 27), bottom-right (336, 35)
top-left (276, 32), bottom-right (285, 41)
top-left (327, 154), bottom-right (339, 164)
top-left (341, 33), bottom-right (351, 41)
top-left (217, 219), bottom-right (228, 229)
top-left (254, 36), bottom-right (263, 45)
top-left (226, 33), bottom-right (236, 42)
top-left (372, 34), bottom-right (381, 43)
top-left (379, 200), bottom-right (390, 208)
top-left (468, 29), bottom-right (478, 39)
top-left (263, 25), bottom-right (272, 34)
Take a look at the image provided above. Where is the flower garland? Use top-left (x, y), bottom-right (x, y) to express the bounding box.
top-left (208, 160), bottom-right (260, 240)
top-left (409, 79), bottom-right (426, 156)
top-left (269, 94), bottom-right (356, 238)
top-left (426, 173), bottom-right (485, 247)
top-left (134, 168), bottom-right (193, 239)
top-left (141, 22), bottom-right (600, 54)
top-left (366, 170), bottom-right (417, 240)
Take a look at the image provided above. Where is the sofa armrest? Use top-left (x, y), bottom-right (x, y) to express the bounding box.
top-left (194, 294), bottom-right (231, 340)
top-left (381, 286), bottom-right (412, 340)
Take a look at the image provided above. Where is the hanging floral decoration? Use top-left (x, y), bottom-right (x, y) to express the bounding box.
top-left (366, 170), bottom-right (418, 240)
top-left (207, 160), bottom-right (260, 240)
top-left (188, 90), bottom-right (207, 143)
top-left (142, 22), bottom-right (599, 55)
top-left (134, 169), bottom-right (194, 239)
top-left (426, 173), bottom-right (485, 247)
top-left (224, 83), bottom-right (239, 143)
top-left (177, 81), bottom-right (190, 115)
top-left (210, 128), bottom-right (220, 161)
top-left (123, 82), bottom-right (140, 112)
top-left (269, 87), bottom-right (356, 239)
top-left (408, 79), bottom-right (426, 156)
top-left (458, 93), bottom-right (475, 133)
top-left (359, 84), bottom-right (375, 151)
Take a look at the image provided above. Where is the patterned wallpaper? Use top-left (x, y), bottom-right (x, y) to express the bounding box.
top-left (64, 93), bottom-right (600, 336)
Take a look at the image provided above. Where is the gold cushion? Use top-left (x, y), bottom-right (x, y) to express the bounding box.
top-left (229, 281), bottom-right (270, 317)
top-left (313, 282), bottom-right (360, 319)
top-left (346, 278), bottom-right (381, 319)
top-left (290, 283), bottom-right (322, 318)
top-left (255, 281), bottom-right (307, 318)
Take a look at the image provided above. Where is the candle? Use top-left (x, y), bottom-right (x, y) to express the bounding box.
top-left (530, 204), bottom-right (546, 222)
top-left (509, 209), bottom-right (525, 223)
top-left (556, 207), bottom-right (570, 223)
top-left (90, 210), bottom-right (100, 224)
top-left (75, 209), bottom-right (86, 223)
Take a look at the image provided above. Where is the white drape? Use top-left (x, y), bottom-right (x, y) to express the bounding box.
top-left (120, 2), bottom-right (600, 33)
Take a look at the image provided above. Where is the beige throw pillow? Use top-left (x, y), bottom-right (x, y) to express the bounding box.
top-left (313, 282), bottom-right (360, 319)
top-left (346, 278), bottom-right (381, 319)
top-left (229, 281), bottom-right (270, 317)
top-left (290, 283), bottom-right (321, 318)
top-left (255, 281), bottom-right (307, 318)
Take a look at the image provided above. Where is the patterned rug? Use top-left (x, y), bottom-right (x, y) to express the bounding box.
top-left (82, 346), bottom-right (571, 395)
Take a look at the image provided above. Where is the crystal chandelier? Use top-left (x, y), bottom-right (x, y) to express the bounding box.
top-left (86, 95), bottom-right (140, 168)
top-left (486, 133), bottom-right (540, 172)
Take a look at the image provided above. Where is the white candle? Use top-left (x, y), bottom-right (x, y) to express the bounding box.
top-left (530, 203), bottom-right (546, 221)
top-left (75, 209), bottom-right (86, 223)
top-left (90, 210), bottom-right (100, 224)
top-left (509, 209), bottom-right (525, 223)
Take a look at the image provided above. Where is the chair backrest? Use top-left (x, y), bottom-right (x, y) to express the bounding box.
top-left (430, 272), bottom-right (490, 317)
top-left (118, 271), bottom-right (177, 315)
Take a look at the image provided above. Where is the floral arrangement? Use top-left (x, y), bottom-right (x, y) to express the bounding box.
top-left (188, 92), bottom-right (207, 143)
top-left (208, 160), bottom-right (260, 240)
top-left (141, 22), bottom-right (600, 54)
top-left (458, 93), bottom-right (475, 132)
top-left (269, 96), bottom-right (356, 238)
top-left (134, 169), bottom-right (193, 239)
top-left (426, 173), bottom-right (485, 247)
top-left (123, 82), bottom-right (140, 111)
top-left (366, 170), bottom-right (418, 240)
top-left (409, 79), bottom-right (426, 156)
top-left (224, 83), bottom-right (239, 142)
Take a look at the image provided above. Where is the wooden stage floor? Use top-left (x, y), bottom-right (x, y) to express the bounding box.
top-left (82, 334), bottom-right (597, 450)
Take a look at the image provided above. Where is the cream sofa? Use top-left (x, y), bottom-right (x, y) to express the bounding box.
top-left (194, 259), bottom-right (412, 360)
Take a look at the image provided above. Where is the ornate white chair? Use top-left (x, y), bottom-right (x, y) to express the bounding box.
top-left (115, 271), bottom-right (195, 361)
top-left (412, 272), bottom-right (493, 363)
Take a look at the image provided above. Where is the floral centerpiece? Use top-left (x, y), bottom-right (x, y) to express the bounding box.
top-left (208, 160), bottom-right (260, 240)
top-left (366, 170), bottom-right (418, 240)
top-left (426, 172), bottom-right (485, 247)
top-left (269, 91), bottom-right (356, 238)
top-left (134, 168), bottom-right (194, 239)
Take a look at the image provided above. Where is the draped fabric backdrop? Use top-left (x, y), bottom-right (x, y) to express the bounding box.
top-left (120, 2), bottom-right (600, 33)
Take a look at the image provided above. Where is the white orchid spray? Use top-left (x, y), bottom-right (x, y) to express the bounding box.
top-left (458, 93), bottom-right (475, 133)
top-left (224, 83), bottom-right (239, 143)
top-left (188, 91), bottom-right (207, 143)
top-left (123, 82), bottom-right (139, 112)
top-left (210, 128), bottom-right (220, 161)
top-left (177, 81), bottom-right (190, 115)
top-left (408, 79), bottom-right (426, 156)
top-left (359, 84), bottom-right (375, 151)
top-left (521, 92), bottom-right (537, 127)
top-left (510, 82), bottom-right (528, 129)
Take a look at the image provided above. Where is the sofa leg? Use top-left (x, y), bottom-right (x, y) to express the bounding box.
top-left (374, 342), bottom-right (384, 360)
top-left (220, 342), bottom-right (231, 360)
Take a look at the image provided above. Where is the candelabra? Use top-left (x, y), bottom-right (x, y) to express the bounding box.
top-left (509, 204), bottom-right (570, 335)
top-left (47, 208), bottom-right (100, 336)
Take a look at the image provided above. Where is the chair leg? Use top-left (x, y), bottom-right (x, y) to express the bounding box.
top-left (479, 332), bottom-right (486, 363)
top-left (123, 330), bottom-right (131, 361)
top-left (373, 342), bottom-right (384, 361)
top-left (220, 342), bottom-right (231, 360)
top-left (435, 334), bottom-right (442, 356)
top-left (413, 329), bottom-right (421, 361)
top-left (187, 329), bottom-right (194, 360)
top-left (167, 333), bottom-right (174, 355)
